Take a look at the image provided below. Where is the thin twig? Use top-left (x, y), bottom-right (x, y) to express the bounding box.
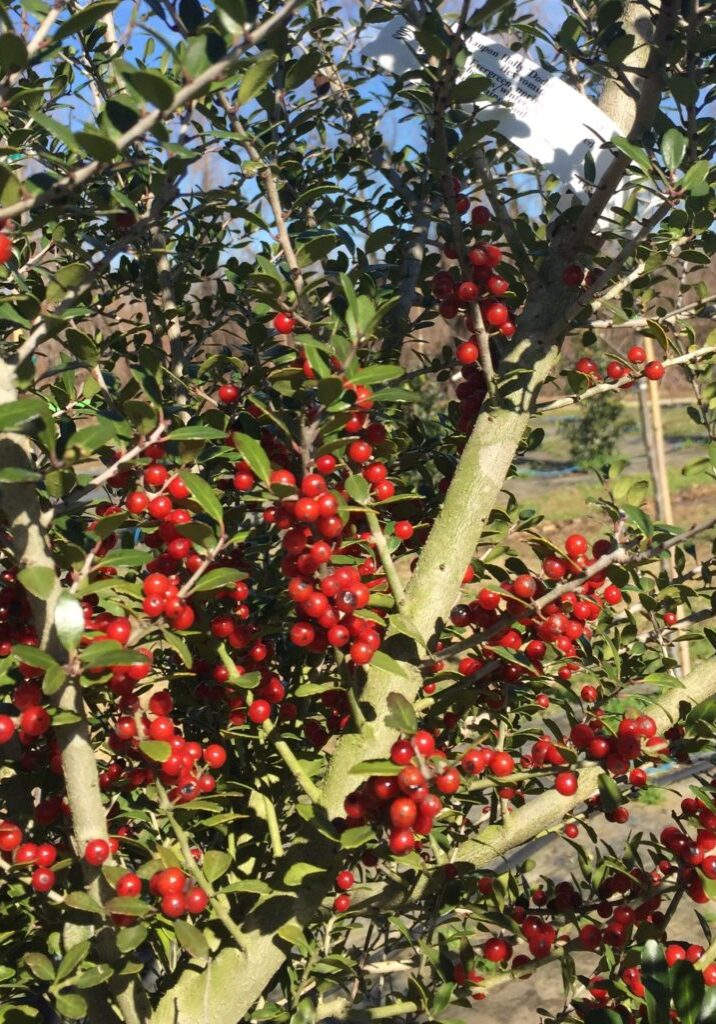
top-left (538, 344), bottom-right (716, 413)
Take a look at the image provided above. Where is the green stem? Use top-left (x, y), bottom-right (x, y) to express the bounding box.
top-left (272, 735), bottom-right (322, 803)
top-left (157, 781), bottom-right (246, 951)
top-left (365, 509), bottom-right (406, 607)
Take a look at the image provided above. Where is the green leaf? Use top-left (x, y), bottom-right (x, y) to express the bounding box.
top-left (290, 997), bottom-right (317, 1024)
top-left (597, 772), bottom-right (624, 812)
top-left (54, 994), bottom-right (87, 1021)
top-left (0, 465), bottom-right (41, 483)
top-left (63, 419), bottom-right (118, 458)
top-left (611, 136), bottom-right (652, 175)
top-left (0, 397), bottom-right (50, 433)
top-left (43, 663), bottom-right (67, 696)
top-left (139, 740), bottom-right (172, 763)
top-left (344, 473), bottom-right (370, 505)
top-left (371, 650), bottom-right (411, 681)
top-left (179, 471), bottom-right (224, 527)
top-left (103, 896), bottom-right (151, 917)
top-left (661, 128), bottom-right (686, 171)
top-left (125, 68), bottom-right (176, 109)
top-left (79, 641), bottom-right (149, 668)
top-left (672, 960), bottom-right (704, 1024)
top-left (73, 964), bottom-right (114, 989)
top-left (349, 758), bottom-right (402, 776)
top-left (31, 112), bottom-right (81, 154)
top-left (23, 953), bottom-right (54, 982)
top-left (283, 862), bottom-right (326, 887)
top-left (116, 923), bottom-right (147, 953)
top-left (390, 613), bottom-right (426, 649)
top-left (0, 33), bottom-right (27, 73)
top-left (642, 939), bottom-right (670, 1024)
top-left (160, 628), bottom-right (192, 667)
top-left (63, 891), bottom-right (105, 915)
top-left (622, 503), bottom-right (653, 539)
top-left (285, 51), bottom-right (322, 89)
top-left (700, 987), bottom-right (716, 1024)
top-left (174, 919), bottom-right (209, 960)
top-left (451, 75), bottom-right (490, 103)
top-left (74, 130), bottom-right (118, 161)
top-left (384, 690), bottom-right (417, 733)
top-left (56, 940), bottom-right (90, 982)
top-left (191, 568), bottom-right (245, 593)
top-left (340, 825), bottom-right (375, 849)
top-left (233, 433), bottom-right (271, 485)
top-left (349, 365), bottom-right (403, 386)
top-left (166, 425), bottom-right (226, 441)
top-left (12, 644), bottom-right (57, 670)
top-left (17, 565), bottom-right (56, 600)
top-left (680, 160), bottom-right (711, 193)
top-left (0, 165), bottom-right (21, 206)
top-left (179, 0), bottom-right (205, 31)
top-left (182, 32), bottom-right (227, 78)
top-left (584, 1011), bottom-right (624, 1024)
top-left (202, 850), bottom-right (232, 883)
top-left (52, 0), bottom-right (119, 41)
top-left (97, 548), bottom-right (151, 568)
top-left (238, 51), bottom-right (277, 106)
top-left (54, 592), bottom-right (85, 651)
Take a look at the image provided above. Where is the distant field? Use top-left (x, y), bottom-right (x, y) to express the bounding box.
top-left (508, 399), bottom-right (716, 531)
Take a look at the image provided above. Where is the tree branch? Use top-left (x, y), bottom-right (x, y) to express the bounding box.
top-left (0, 0), bottom-right (304, 222)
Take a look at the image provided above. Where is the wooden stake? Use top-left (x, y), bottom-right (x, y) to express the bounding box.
top-left (642, 336), bottom-right (691, 676)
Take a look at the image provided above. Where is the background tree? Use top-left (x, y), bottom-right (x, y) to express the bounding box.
top-left (0, 1), bottom-right (714, 1023)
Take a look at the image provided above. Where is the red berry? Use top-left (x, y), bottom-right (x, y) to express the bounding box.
top-left (161, 892), bottom-right (186, 918)
top-left (155, 868), bottom-right (185, 895)
top-left (185, 886), bottom-right (209, 914)
top-left (394, 520), bottom-right (414, 540)
top-left (490, 752), bottom-right (514, 777)
top-left (628, 345), bottom-right (646, 363)
top-left (35, 844), bottom-right (57, 867)
top-left (126, 491), bottom-right (149, 514)
top-left (562, 264), bottom-right (583, 287)
top-left (456, 341), bottom-right (479, 365)
top-left (30, 867), bottom-right (56, 893)
top-left (273, 312), bottom-right (295, 334)
top-left (644, 360), bottom-right (665, 381)
top-left (333, 893), bottom-right (351, 912)
top-left (388, 829), bottom-right (415, 856)
top-left (412, 730), bottom-right (435, 757)
top-left (0, 235), bottom-right (12, 264)
top-left (84, 839), bottom-right (110, 866)
top-left (204, 744), bottom-right (227, 768)
top-left (484, 302), bottom-right (509, 327)
top-left (471, 205), bottom-right (491, 226)
top-left (435, 767), bottom-right (461, 795)
top-left (483, 937), bottom-right (511, 963)
top-left (316, 454), bottom-right (337, 475)
top-left (555, 771), bottom-right (578, 796)
top-left (116, 873), bottom-right (142, 897)
top-left (248, 700), bottom-right (271, 724)
top-left (390, 797), bottom-right (418, 829)
top-left (350, 641), bottom-right (373, 665)
top-left (143, 463), bottom-right (168, 488)
top-left (348, 440), bottom-right (372, 464)
top-left (0, 715), bottom-right (15, 743)
top-left (218, 383), bottom-right (239, 404)
top-left (0, 823), bottom-right (22, 851)
top-left (336, 870), bottom-right (354, 891)
top-left (20, 706), bottom-right (50, 737)
top-left (565, 534), bottom-right (587, 558)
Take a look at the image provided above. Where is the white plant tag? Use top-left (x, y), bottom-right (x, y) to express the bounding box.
top-left (362, 18), bottom-right (622, 205)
